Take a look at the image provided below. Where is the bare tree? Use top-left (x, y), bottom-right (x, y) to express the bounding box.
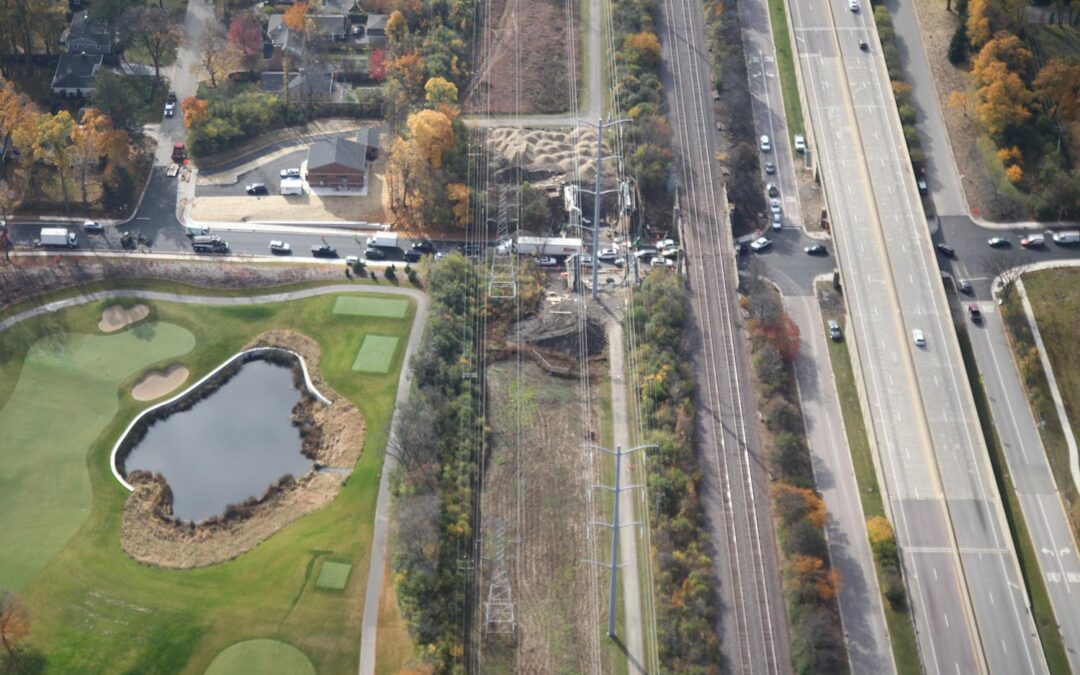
top-left (192, 23), bottom-right (240, 89)
top-left (123, 6), bottom-right (183, 95)
top-left (982, 250), bottom-right (1028, 301)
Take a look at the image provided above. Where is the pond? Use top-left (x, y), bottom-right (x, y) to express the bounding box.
top-left (123, 359), bottom-right (312, 522)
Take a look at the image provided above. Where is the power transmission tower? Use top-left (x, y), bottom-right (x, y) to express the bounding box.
top-left (488, 183), bottom-right (518, 298)
top-left (583, 443), bottom-right (655, 638)
top-left (577, 117), bottom-right (629, 300)
top-left (483, 519), bottom-right (517, 636)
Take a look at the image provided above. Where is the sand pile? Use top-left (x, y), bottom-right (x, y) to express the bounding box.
top-left (486, 128), bottom-right (620, 180)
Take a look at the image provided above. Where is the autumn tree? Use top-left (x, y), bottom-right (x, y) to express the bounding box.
top-left (123, 6), bottom-right (183, 92)
top-left (966, 0), bottom-right (991, 49)
top-left (386, 10), bottom-right (407, 44)
top-left (227, 12), bottom-right (263, 68)
top-left (1034, 58), bottom-right (1080, 123)
top-left (407, 109), bottom-right (454, 168)
top-left (71, 108), bottom-right (130, 205)
top-left (623, 32), bottom-right (662, 67)
top-left (0, 79), bottom-right (36, 166)
top-left (447, 182), bottom-right (469, 227)
top-left (973, 59), bottom-right (1033, 135)
top-left (369, 47), bottom-right (387, 82)
top-left (0, 590), bottom-right (30, 665)
top-left (772, 483), bottom-right (827, 528)
top-left (194, 22), bottom-right (241, 88)
top-left (283, 2), bottom-right (309, 32)
top-left (972, 32), bottom-right (1033, 80)
top-left (181, 97), bottom-right (210, 128)
top-left (424, 76), bottom-right (459, 109)
top-left (18, 111), bottom-right (76, 213)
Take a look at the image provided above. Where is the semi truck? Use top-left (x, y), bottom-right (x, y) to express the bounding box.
top-left (512, 236), bottom-right (582, 256)
top-left (40, 227), bottom-right (78, 248)
top-left (1052, 230), bottom-right (1080, 244)
top-left (367, 232), bottom-right (399, 248)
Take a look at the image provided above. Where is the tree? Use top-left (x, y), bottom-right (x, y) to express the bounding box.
top-left (623, 32), bottom-right (662, 67)
top-left (90, 0), bottom-right (136, 34)
top-left (194, 23), bottom-right (240, 88)
top-left (424, 76), bottom-right (459, 108)
top-left (948, 89), bottom-right (970, 119)
top-left (90, 70), bottom-right (142, 136)
top-left (369, 47), bottom-right (387, 82)
top-left (181, 97), bottom-right (210, 128)
top-left (973, 60), bottom-right (1033, 135)
top-left (407, 109), bottom-right (454, 168)
top-left (447, 182), bottom-right (469, 227)
top-left (228, 12), bottom-right (263, 68)
top-left (283, 1), bottom-right (308, 32)
top-left (124, 6), bottom-right (183, 92)
top-left (385, 10), bottom-right (407, 44)
top-left (966, 0), bottom-right (991, 49)
top-left (948, 23), bottom-right (968, 64)
top-left (972, 32), bottom-right (1033, 80)
top-left (0, 590), bottom-right (30, 664)
top-left (1034, 59), bottom-right (1080, 123)
top-left (0, 79), bottom-right (36, 166)
top-left (25, 112), bottom-right (76, 213)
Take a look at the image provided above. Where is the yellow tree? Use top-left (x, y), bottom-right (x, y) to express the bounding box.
top-left (181, 97), bottom-right (210, 128)
top-left (0, 79), bottom-right (36, 168)
top-left (447, 182), bottom-right (469, 227)
top-left (407, 109), bottom-right (454, 169)
top-left (21, 112), bottom-right (76, 213)
top-left (386, 10), bottom-right (407, 44)
top-left (71, 108), bottom-right (130, 206)
top-left (283, 2), bottom-right (309, 32)
top-left (967, 0), bottom-right (991, 49)
top-left (623, 32), bottom-right (661, 67)
top-left (973, 60), bottom-right (1033, 135)
top-left (972, 32), bottom-right (1033, 82)
top-left (424, 76), bottom-right (459, 108)
top-left (1034, 58), bottom-right (1080, 123)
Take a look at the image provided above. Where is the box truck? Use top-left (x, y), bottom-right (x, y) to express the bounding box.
top-left (513, 236), bottom-right (582, 256)
top-left (280, 177), bottom-right (304, 196)
top-left (40, 227), bottom-right (78, 248)
top-left (367, 232), bottom-right (399, 248)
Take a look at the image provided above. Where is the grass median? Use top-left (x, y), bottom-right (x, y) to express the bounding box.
top-left (765, 0), bottom-right (805, 141)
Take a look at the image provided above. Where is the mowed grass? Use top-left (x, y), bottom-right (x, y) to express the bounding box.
top-left (333, 296), bottom-right (408, 319)
top-left (0, 292), bottom-right (415, 674)
top-left (0, 322), bottom-right (195, 592)
top-left (1024, 268), bottom-right (1080, 459)
top-left (203, 639), bottom-right (315, 675)
top-left (352, 336), bottom-right (400, 373)
top-left (316, 562), bottom-right (352, 591)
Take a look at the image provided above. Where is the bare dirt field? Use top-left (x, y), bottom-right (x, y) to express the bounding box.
top-left (131, 364), bottom-right (190, 401)
top-left (476, 359), bottom-right (609, 673)
top-left (99, 304), bottom-right (150, 332)
top-left (463, 0), bottom-right (578, 115)
top-left (909, 0), bottom-right (1030, 220)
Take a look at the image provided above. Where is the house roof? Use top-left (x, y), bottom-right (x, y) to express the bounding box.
top-left (259, 70), bottom-right (335, 99)
top-left (322, 0), bottom-right (356, 15)
top-left (267, 14), bottom-right (304, 54)
top-left (52, 52), bottom-right (102, 90)
top-left (365, 13), bottom-right (388, 31)
top-left (312, 14), bottom-right (346, 36)
top-left (308, 133), bottom-right (368, 172)
top-left (63, 11), bottom-right (111, 54)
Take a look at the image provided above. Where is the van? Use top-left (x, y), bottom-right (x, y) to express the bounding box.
top-left (1052, 230), bottom-right (1080, 245)
top-left (280, 177), bottom-right (304, 196)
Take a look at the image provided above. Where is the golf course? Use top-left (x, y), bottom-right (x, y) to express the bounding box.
top-left (0, 289), bottom-right (416, 674)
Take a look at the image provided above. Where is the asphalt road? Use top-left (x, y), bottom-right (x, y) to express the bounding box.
top-left (195, 150), bottom-right (309, 197)
top-left (659, 0), bottom-right (792, 670)
top-left (788, 0), bottom-right (1048, 671)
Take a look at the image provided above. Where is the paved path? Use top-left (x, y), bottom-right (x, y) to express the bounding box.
top-left (784, 294), bottom-right (896, 675)
top-left (0, 283), bottom-right (429, 675)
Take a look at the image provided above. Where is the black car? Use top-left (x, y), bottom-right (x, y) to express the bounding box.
top-left (411, 239), bottom-right (434, 252)
top-left (936, 243), bottom-right (955, 257)
top-left (311, 244), bottom-right (337, 258)
top-left (246, 183), bottom-right (269, 196)
top-left (403, 250), bottom-right (422, 263)
top-left (958, 279), bottom-right (973, 294)
top-left (804, 244), bottom-right (827, 255)
top-left (364, 247), bottom-right (386, 260)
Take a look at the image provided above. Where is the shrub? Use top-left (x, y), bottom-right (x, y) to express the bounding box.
top-left (949, 23), bottom-right (969, 64)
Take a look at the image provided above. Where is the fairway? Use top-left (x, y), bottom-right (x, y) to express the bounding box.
top-left (352, 335), bottom-right (399, 373)
top-left (204, 639), bottom-right (316, 675)
top-left (333, 295), bottom-right (409, 319)
top-left (316, 561), bottom-right (352, 590)
top-left (0, 323), bottom-right (195, 591)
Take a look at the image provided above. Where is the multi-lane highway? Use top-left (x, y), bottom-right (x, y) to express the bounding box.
top-left (787, 0), bottom-right (1049, 672)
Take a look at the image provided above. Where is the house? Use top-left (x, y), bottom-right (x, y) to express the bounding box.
top-left (62, 11), bottom-right (112, 55)
top-left (362, 14), bottom-right (388, 46)
top-left (51, 53), bottom-right (103, 97)
top-left (260, 70), bottom-right (337, 101)
top-left (322, 0), bottom-right (356, 15)
top-left (306, 130), bottom-right (373, 191)
top-left (266, 14), bottom-right (304, 56)
top-left (311, 14), bottom-right (347, 41)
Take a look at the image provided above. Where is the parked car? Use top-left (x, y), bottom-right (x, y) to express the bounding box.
top-left (269, 240), bottom-right (291, 254)
top-left (917, 177), bottom-right (928, 194)
top-left (766, 183), bottom-right (779, 197)
top-left (538, 256), bottom-right (559, 267)
top-left (794, 134), bottom-right (806, 152)
top-left (411, 239), bottom-right (435, 252)
top-left (597, 247), bottom-right (619, 261)
top-left (760, 135), bottom-right (771, 152)
top-left (750, 236), bottom-right (772, 252)
top-left (936, 243), bottom-right (955, 257)
top-left (579, 255), bottom-right (594, 267)
top-left (968, 304), bottom-right (983, 323)
top-left (770, 198), bottom-right (781, 214)
top-left (246, 183), bottom-right (268, 195)
top-left (345, 255), bottom-right (360, 265)
top-left (164, 92), bottom-right (176, 117)
top-left (772, 212), bottom-right (782, 230)
top-left (764, 161), bottom-right (776, 174)
top-left (82, 219), bottom-right (104, 233)
top-left (988, 237), bottom-right (1010, 248)
top-left (827, 320), bottom-right (843, 341)
top-left (912, 328), bottom-right (926, 346)
top-left (804, 244), bottom-right (827, 255)
top-left (403, 251), bottom-right (422, 263)
top-left (279, 168), bottom-right (302, 179)
top-left (634, 247), bottom-right (658, 261)
top-left (311, 243), bottom-right (337, 257)
top-left (364, 247), bottom-right (386, 260)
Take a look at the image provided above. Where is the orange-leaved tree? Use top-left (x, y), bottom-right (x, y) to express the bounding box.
top-left (407, 109), bottom-right (454, 169)
top-left (1034, 58), bottom-right (1080, 123)
top-left (283, 2), bottom-right (308, 32)
top-left (181, 97), bottom-right (210, 128)
top-left (447, 182), bottom-right (469, 228)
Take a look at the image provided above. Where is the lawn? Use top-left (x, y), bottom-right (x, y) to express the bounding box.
top-left (0, 292), bottom-right (415, 674)
top-left (352, 335), bottom-right (399, 373)
top-left (1032, 24), bottom-right (1080, 64)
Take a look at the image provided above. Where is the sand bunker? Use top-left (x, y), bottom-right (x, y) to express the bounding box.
top-left (99, 304), bottom-right (149, 333)
top-left (131, 365), bottom-right (190, 401)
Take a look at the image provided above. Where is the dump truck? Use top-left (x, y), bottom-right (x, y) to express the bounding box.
top-left (40, 227), bottom-right (78, 248)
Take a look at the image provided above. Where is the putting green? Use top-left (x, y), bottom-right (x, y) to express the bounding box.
top-left (204, 639), bottom-right (315, 675)
top-left (316, 560), bottom-right (352, 590)
top-left (0, 322), bottom-right (195, 591)
top-left (351, 335), bottom-right (399, 373)
top-left (332, 295), bottom-right (408, 319)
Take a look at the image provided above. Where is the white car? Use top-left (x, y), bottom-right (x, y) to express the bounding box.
top-left (912, 329), bottom-right (926, 346)
top-left (750, 236), bottom-right (772, 252)
top-left (848, 0), bottom-right (859, 11)
top-left (345, 255), bottom-right (360, 265)
top-left (279, 168), bottom-right (302, 178)
top-left (794, 134), bottom-right (806, 152)
top-left (82, 219), bottom-right (104, 233)
top-left (760, 135), bottom-right (771, 152)
top-left (538, 256), bottom-right (559, 267)
top-left (268, 240), bottom-right (291, 253)
top-left (770, 198), bottom-right (781, 214)
top-left (772, 212), bottom-right (782, 230)
top-left (597, 247), bottom-right (619, 261)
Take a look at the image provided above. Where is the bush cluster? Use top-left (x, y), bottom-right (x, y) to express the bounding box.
top-left (626, 270), bottom-right (723, 672)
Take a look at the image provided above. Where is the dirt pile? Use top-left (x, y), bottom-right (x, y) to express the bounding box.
top-left (513, 296), bottom-right (606, 357)
top-left (485, 128), bottom-right (619, 181)
top-left (119, 330), bottom-right (365, 569)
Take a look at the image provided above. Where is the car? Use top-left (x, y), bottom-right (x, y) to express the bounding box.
top-left (958, 279), bottom-right (973, 294)
top-left (988, 237), bottom-right (1010, 248)
top-left (766, 183), bottom-right (779, 197)
top-left (828, 320), bottom-right (843, 341)
top-left (772, 212), bottom-right (782, 230)
top-left (411, 239), bottom-right (435, 252)
top-left (936, 242), bottom-right (955, 257)
top-left (579, 255), bottom-right (594, 267)
top-left (1021, 234), bottom-right (1045, 248)
top-left (364, 247), bottom-right (386, 260)
top-left (597, 247), bottom-right (619, 261)
top-left (804, 244), bottom-right (827, 255)
top-left (166, 91), bottom-right (177, 104)
top-left (403, 251), bottom-right (422, 263)
top-left (764, 161), bottom-right (776, 174)
top-left (164, 92), bottom-right (176, 117)
top-left (750, 236), bottom-right (772, 252)
top-left (634, 247), bottom-right (658, 261)
top-left (82, 219), bottom-right (104, 233)
top-left (311, 243), bottom-right (337, 257)
top-left (246, 183), bottom-right (268, 195)
top-left (794, 134), bottom-right (806, 152)
top-left (268, 240), bottom-right (291, 254)
top-left (859, 38), bottom-right (869, 51)
top-left (538, 256), bottom-right (559, 267)
top-left (848, 0), bottom-right (859, 10)
top-left (917, 177), bottom-right (928, 194)
top-left (770, 198), bottom-right (781, 214)
top-left (737, 242), bottom-right (750, 255)
top-left (968, 304), bottom-right (983, 323)
top-left (345, 255), bottom-right (360, 265)
top-left (279, 168), bottom-right (301, 179)
top-left (760, 135), bottom-right (771, 152)
top-left (912, 329), bottom-right (926, 346)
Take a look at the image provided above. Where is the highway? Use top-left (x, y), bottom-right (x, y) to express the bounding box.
top-left (658, 0), bottom-right (792, 670)
top-left (787, 0), bottom-right (1048, 672)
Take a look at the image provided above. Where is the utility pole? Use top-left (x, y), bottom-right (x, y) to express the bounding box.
top-left (583, 443), bottom-right (654, 638)
top-left (578, 117), bottom-right (629, 300)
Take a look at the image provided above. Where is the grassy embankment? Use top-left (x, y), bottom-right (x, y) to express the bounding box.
top-left (0, 291), bottom-right (414, 674)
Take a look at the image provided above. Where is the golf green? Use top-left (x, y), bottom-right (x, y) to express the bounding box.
top-left (316, 561), bottom-right (352, 590)
top-left (352, 335), bottom-right (399, 373)
top-left (204, 639), bottom-right (316, 675)
top-left (333, 296), bottom-right (408, 319)
top-left (0, 323), bottom-right (195, 591)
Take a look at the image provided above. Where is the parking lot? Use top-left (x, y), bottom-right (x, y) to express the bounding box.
top-left (196, 150), bottom-right (309, 197)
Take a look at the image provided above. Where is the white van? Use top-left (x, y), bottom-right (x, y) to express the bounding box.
top-left (280, 177), bottom-right (304, 196)
top-left (1052, 230), bottom-right (1080, 244)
